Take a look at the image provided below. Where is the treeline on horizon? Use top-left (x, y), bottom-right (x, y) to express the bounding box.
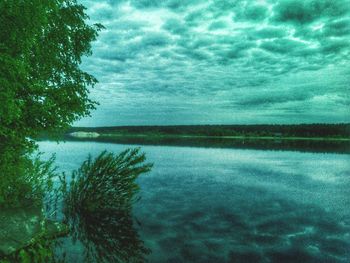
top-left (68, 123), bottom-right (350, 138)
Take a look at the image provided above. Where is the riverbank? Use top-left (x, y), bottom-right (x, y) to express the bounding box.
top-left (65, 123), bottom-right (350, 141)
top-left (53, 134), bottom-right (350, 155)
top-left (36, 124), bottom-right (350, 154)
top-left (95, 133), bottom-right (350, 141)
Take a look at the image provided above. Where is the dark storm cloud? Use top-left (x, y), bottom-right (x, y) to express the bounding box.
top-left (162, 18), bottom-right (188, 35)
top-left (208, 20), bottom-right (228, 30)
top-left (323, 18), bottom-right (350, 37)
top-left (260, 39), bottom-right (309, 54)
top-left (321, 38), bottom-right (349, 54)
top-left (250, 27), bottom-right (288, 39)
top-left (272, 0), bottom-right (350, 24)
top-left (129, 0), bottom-right (201, 11)
top-left (234, 3), bottom-right (268, 21)
top-left (236, 93), bottom-right (311, 107)
top-left (76, 0), bottom-right (350, 126)
top-left (142, 32), bottom-right (172, 47)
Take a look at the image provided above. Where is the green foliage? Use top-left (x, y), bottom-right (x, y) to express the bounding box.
top-left (0, 0), bottom-right (102, 207)
top-left (8, 238), bottom-right (55, 263)
top-left (61, 148), bottom-right (153, 213)
top-left (1, 230), bottom-right (65, 263)
top-left (0, 148), bottom-right (56, 208)
top-left (0, 0), bottom-right (103, 142)
top-left (58, 148), bottom-right (153, 262)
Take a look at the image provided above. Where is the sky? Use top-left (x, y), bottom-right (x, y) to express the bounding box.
top-left (76, 0), bottom-right (350, 126)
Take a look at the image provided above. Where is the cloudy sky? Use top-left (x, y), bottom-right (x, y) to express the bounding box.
top-left (77, 0), bottom-right (350, 126)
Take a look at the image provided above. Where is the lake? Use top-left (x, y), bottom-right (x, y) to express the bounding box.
top-left (39, 141), bottom-right (350, 263)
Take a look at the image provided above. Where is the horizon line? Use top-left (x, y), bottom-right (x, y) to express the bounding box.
top-left (72, 122), bottom-right (350, 128)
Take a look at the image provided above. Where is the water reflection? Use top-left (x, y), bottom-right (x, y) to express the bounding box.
top-left (62, 208), bottom-right (150, 263)
top-left (60, 135), bottom-right (350, 154)
top-left (136, 178), bottom-right (350, 262)
top-left (58, 149), bottom-right (151, 263)
top-left (38, 141), bottom-right (350, 263)
top-left (152, 201), bottom-right (350, 262)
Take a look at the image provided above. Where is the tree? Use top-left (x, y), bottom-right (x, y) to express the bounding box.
top-left (0, 0), bottom-right (103, 144)
top-left (0, 0), bottom-right (103, 207)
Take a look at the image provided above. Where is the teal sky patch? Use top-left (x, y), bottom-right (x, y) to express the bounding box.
top-left (76, 0), bottom-right (350, 126)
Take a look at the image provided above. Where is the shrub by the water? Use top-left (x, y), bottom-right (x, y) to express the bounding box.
top-left (58, 148), bottom-right (153, 262)
top-left (0, 148), bottom-right (56, 208)
top-left (61, 148), bottom-right (153, 213)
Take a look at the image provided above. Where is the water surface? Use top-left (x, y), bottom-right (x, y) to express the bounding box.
top-left (39, 141), bottom-right (350, 262)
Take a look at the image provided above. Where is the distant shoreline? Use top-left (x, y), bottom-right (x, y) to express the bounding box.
top-left (63, 123), bottom-right (350, 142)
top-left (37, 125), bottom-right (350, 154)
top-left (95, 133), bottom-right (350, 141)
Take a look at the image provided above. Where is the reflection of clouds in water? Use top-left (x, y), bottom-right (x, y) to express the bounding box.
top-left (136, 183), bottom-right (350, 262)
top-left (135, 149), bottom-right (350, 262)
top-left (38, 142), bottom-right (350, 262)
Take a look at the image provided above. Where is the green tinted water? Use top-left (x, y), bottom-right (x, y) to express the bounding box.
top-left (39, 141), bottom-right (350, 262)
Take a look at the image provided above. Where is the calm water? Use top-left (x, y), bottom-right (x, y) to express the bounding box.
top-left (39, 141), bottom-right (350, 263)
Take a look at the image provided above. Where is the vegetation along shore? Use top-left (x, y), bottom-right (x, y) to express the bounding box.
top-left (64, 123), bottom-right (350, 141)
